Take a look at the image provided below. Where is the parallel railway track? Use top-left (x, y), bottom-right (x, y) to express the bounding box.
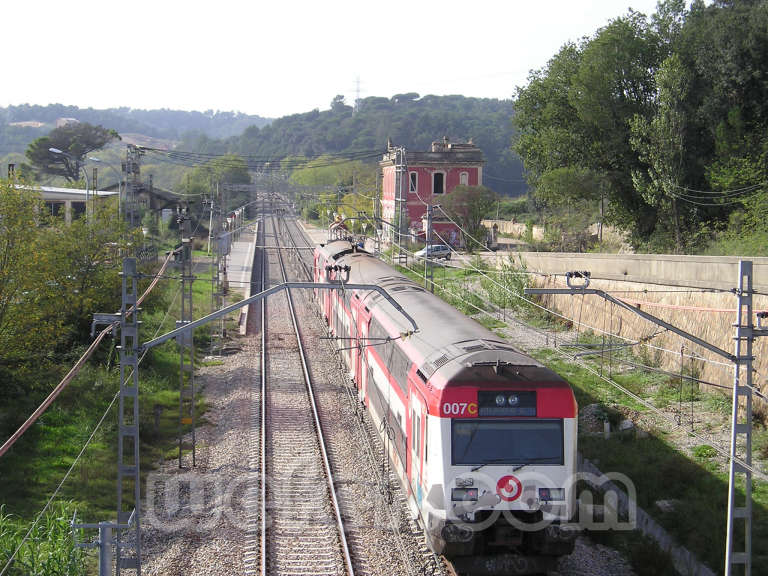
top-left (258, 201), bottom-right (354, 576)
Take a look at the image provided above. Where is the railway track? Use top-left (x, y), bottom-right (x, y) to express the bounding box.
top-left (273, 203), bottom-right (449, 576)
top-left (257, 201), bottom-right (354, 576)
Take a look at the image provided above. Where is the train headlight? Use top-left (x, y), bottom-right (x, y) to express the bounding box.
top-left (451, 488), bottom-right (479, 502)
top-left (508, 394), bottom-right (520, 406)
top-left (455, 477), bottom-right (474, 487)
top-left (538, 488), bottom-right (565, 502)
top-left (495, 394), bottom-right (506, 407)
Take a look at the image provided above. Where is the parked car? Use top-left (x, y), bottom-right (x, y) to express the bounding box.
top-left (413, 244), bottom-right (452, 260)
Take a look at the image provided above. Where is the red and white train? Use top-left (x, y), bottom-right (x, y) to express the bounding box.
top-left (314, 239), bottom-right (578, 573)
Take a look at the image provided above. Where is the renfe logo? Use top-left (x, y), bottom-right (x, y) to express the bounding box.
top-left (496, 475), bottom-right (522, 502)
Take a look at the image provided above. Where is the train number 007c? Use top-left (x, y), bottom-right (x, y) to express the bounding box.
top-left (442, 402), bottom-right (477, 416)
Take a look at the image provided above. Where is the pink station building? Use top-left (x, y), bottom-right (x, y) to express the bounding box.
top-left (379, 138), bottom-right (485, 247)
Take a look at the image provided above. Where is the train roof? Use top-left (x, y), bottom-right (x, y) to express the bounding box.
top-left (317, 240), bottom-right (569, 389)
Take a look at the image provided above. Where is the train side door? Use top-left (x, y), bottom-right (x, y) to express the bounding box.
top-left (409, 386), bottom-right (427, 506)
top-left (356, 302), bottom-right (370, 401)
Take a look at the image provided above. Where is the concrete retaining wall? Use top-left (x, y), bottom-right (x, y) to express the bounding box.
top-left (518, 252), bottom-right (768, 292)
top-left (481, 219), bottom-right (545, 241)
top-left (526, 272), bottom-right (768, 407)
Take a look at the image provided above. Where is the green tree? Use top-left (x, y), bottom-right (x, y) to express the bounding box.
top-left (630, 54), bottom-right (693, 252)
top-left (25, 123), bottom-right (120, 182)
top-left (439, 185), bottom-right (498, 251)
top-left (0, 181), bottom-right (59, 366)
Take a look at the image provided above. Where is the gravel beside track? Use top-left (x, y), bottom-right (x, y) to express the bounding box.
top-left (141, 341), bottom-right (260, 575)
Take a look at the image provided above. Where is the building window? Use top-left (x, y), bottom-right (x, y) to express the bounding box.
top-left (460, 171), bottom-right (469, 186)
top-left (433, 172), bottom-right (445, 195)
top-left (72, 202), bottom-right (86, 219)
top-left (409, 171), bottom-right (418, 194)
top-left (45, 201), bottom-right (64, 217)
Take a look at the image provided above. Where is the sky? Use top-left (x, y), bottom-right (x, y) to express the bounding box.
top-left (4, 0), bottom-right (662, 119)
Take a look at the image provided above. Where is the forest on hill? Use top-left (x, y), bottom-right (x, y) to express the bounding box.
top-left (0, 104), bottom-right (272, 157)
top-left (178, 94), bottom-right (526, 196)
top-left (1, 96), bottom-right (524, 196)
top-left (514, 0), bottom-right (768, 254)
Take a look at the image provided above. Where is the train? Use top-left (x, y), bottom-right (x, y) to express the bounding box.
top-left (314, 239), bottom-right (578, 575)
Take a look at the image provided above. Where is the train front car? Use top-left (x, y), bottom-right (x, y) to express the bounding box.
top-left (315, 240), bottom-right (578, 574)
top-left (425, 346), bottom-right (578, 574)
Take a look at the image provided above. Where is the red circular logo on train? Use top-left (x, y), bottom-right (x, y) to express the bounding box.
top-left (496, 475), bottom-right (522, 502)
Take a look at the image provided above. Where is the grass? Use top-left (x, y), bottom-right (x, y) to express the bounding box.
top-left (0, 503), bottom-right (87, 576)
top-left (533, 348), bottom-right (768, 575)
top-left (0, 257), bottom-right (221, 573)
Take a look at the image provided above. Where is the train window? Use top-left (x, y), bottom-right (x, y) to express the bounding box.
top-left (368, 317), bottom-right (409, 396)
top-left (451, 419), bottom-right (564, 467)
top-left (388, 345), bottom-right (411, 396)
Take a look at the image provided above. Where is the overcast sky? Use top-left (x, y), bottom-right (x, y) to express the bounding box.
top-left (4, 0), bottom-right (662, 118)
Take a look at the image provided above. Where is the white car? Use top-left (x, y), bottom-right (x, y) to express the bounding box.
top-left (414, 244), bottom-right (452, 260)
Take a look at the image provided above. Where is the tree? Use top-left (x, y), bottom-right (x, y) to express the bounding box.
top-left (513, 12), bottom-right (666, 246)
top-left (439, 185), bottom-right (498, 251)
top-left (40, 200), bottom-right (140, 343)
top-left (0, 180), bottom-right (57, 365)
top-left (630, 54), bottom-right (693, 252)
top-left (184, 154), bottom-right (252, 207)
top-left (25, 123), bottom-right (120, 182)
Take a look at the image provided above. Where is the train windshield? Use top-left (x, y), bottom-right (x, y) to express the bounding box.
top-left (451, 419), bottom-right (563, 466)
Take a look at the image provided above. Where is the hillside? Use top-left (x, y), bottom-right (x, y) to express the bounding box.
top-left (183, 94), bottom-right (526, 196)
top-left (1, 96), bottom-right (525, 196)
top-left (0, 104), bottom-right (272, 157)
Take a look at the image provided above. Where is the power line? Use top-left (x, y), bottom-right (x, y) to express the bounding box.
top-left (672, 181), bottom-right (766, 196)
top-left (393, 252), bottom-right (767, 480)
top-left (422, 225), bottom-right (736, 370)
top-left (0, 283), bottom-right (181, 576)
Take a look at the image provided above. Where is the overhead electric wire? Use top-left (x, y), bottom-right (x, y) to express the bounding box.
top-left (0, 281), bottom-right (181, 576)
top-left (672, 181), bottom-right (766, 196)
top-left (424, 225), bottom-right (736, 370)
top-left (0, 250), bottom-right (176, 460)
top-left (393, 251), bottom-right (768, 480)
top-left (667, 190), bottom-right (752, 207)
top-left (419, 224), bottom-right (768, 399)
top-left (142, 147), bottom-right (384, 172)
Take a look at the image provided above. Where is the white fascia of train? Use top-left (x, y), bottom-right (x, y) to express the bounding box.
top-left (314, 240), bottom-right (578, 563)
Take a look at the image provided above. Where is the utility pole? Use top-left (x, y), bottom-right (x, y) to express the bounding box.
top-left (424, 203), bottom-right (434, 292)
top-left (84, 259), bottom-right (144, 575)
top-left (374, 172), bottom-right (382, 257)
top-left (92, 167), bottom-right (98, 217)
top-left (393, 146), bottom-right (407, 264)
top-left (725, 261), bottom-right (760, 576)
top-left (117, 257), bottom-right (141, 574)
top-left (124, 145), bottom-right (144, 228)
top-left (354, 75), bottom-right (361, 115)
top-left (177, 213), bottom-right (196, 468)
top-left (525, 262), bottom-right (766, 576)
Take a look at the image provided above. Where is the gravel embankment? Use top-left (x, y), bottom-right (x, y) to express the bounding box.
top-left (141, 341), bottom-right (260, 575)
